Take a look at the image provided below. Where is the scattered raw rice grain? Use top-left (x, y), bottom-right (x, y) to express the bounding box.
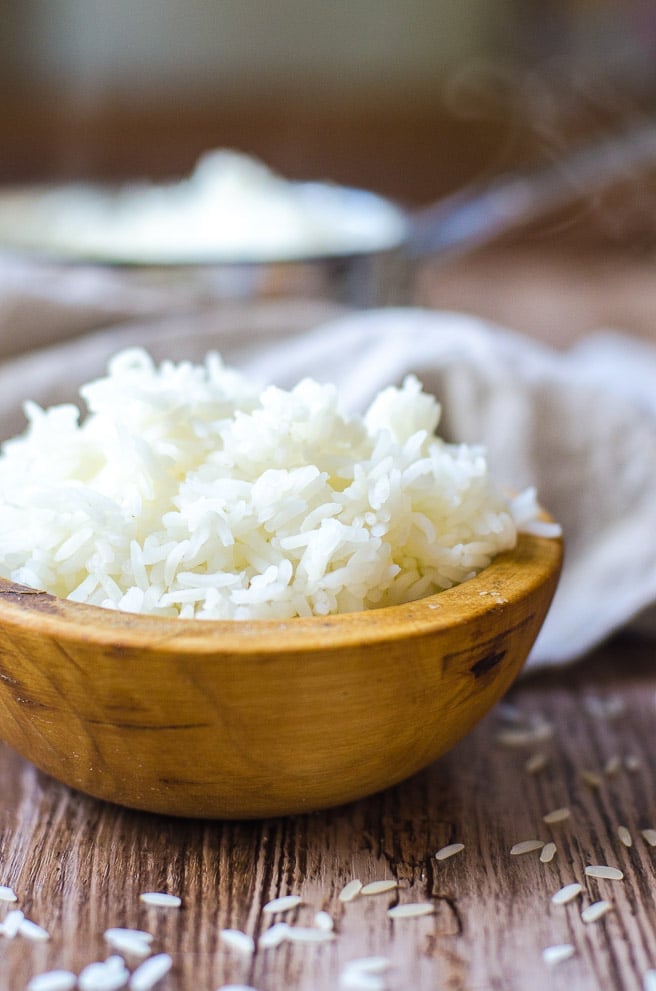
top-left (540, 842), bottom-right (557, 863)
top-left (79, 958), bottom-right (131, 991)
top-left (339, 880), bottom-right (363, 903)
top-left (220, 929), bottom-right (255, 955)
top-left (525, 753), bottom-right (548, 774)
top-left (361, 880), bottom-right (398, 896)
top-left (129, 953), bottom-right (173, 991)
top-left (0, 885), bottom-right (17, 903)
top-left (618, 826), bottom-right (633, 848)
top-left (342, 958), bottom-right (391, 977)
top-left (19, 918), bottom-right (50, 941)
top-left (644, 969), bottom-right (656, 991)
top-left (581, 900), bottom-right (613, 923)
top-left (0, 909), bottom-right (24, 938)
top-left (496, 701), bottom-right (523, 723)
top-left (313, 911), bottom-right (334, 931)
top-left (495, 722), bottom-right (554, 748)
top-left (104, 928), bottom-right (153, 957)
top-left (585, 865), bottom-right (624, 881)
top-left (286, 926), bottom-right (336, 944)
top-left (542, 944), bottom-right (576, 966)
top-left (584, 695), bottom-right (625, 719)
top-left (258, 922), bottom-right (290, 948)
top-left (26, 972), bottom-right (77, 991)
top-left (219, 929), bottom-right (255, 956)
top-left (387, 902), bottom-right (435, 919)
top-left (510, 840), bottom-right (544, 856)
top-left (580, 770), bottom-right (602, 789)
top-left (435, 843), bottom-right (464, 861)
top-left (139, 892), bottom-right (181, 908)
top-left (625, 754), bottom-right (641, 772)
top-left (263, 894), bottom-right (302, 914)
top-left (216, 986), bottom-right (259, 991)
top-left (339, 968), bottom-right (387, 991)
top-left (642, 829), bottom-right (656, 847)
top-left (604, 755), bottom-right (621, 776)
top-left (552, 882), bottom-right (583, 905)
top-left (543, 807), bottom-right (570, 825)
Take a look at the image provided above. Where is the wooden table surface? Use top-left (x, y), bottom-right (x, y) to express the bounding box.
top-left (0, 636), bottom-right (653, 991)
top-left (1, 234), bottom-right (656, 990)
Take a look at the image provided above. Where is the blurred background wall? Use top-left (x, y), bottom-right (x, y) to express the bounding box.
top-left (2, 0), bottom-right (655, 204)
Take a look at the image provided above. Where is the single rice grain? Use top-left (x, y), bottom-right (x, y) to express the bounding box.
top-left (360, 880), bottom-right (398, 896)
top-left (387, 902), bottom-right (434, 919)
top-left (435, 843), bottom-right (464, 861)
top-left (543, 807), bottom-right (570, 825)
top-left (585, 865), bottom-right (623, 881)
top-left (129, 953), bottom-right (173, 991)
top-left (139, 891), bottom-right (181, 908)
top-left (552, 883), bottom-right (583, 905)
top-left (26, 973), bottom-right (77, 991)
top-left (339, 880), bottom-right (363, 903)
top-left (540, 842), bottom-right (557, 863)
top-left (510, 840), bottom-right (544, 856)
top-left (542, 944), bottom-right (575, 966)
top-left (581, 900), bottom-right (613, 923)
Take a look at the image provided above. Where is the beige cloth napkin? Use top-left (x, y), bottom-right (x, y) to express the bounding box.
top-left (1, 292), bottom-right (654, 670)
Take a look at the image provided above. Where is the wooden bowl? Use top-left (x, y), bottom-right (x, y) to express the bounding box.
top-left (0, 530), bottom-right (562, 819)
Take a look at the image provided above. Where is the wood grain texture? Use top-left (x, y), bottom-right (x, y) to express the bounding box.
top-left (0, 531), bottom-right (561, 818)
top-left (0, 636), bottom-right (653, 990)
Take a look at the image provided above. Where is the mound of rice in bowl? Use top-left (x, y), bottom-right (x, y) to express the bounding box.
top-left (0, 349), bottom-right (555, 620)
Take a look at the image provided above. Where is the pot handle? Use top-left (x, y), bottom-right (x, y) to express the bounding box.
top-left (405, 122), bottom-right (656, 260)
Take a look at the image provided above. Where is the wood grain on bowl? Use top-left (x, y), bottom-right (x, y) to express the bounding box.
top-left (0, 530), bottom-right (562, 818)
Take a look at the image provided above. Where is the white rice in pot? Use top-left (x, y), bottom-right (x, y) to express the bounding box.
top-left (0, 348), bottom-right (545, 620)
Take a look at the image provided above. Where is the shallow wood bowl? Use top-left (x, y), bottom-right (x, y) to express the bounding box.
top-left (0, 530), bottom-right (562, 819)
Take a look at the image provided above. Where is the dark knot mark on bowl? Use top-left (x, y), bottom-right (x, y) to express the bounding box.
top-left (469, 649), bottom-right (506, 679)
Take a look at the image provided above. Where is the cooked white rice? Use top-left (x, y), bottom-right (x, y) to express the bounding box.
top-left (0, 348), bottom-right (545, 621)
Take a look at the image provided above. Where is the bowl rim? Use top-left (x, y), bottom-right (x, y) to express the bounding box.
top-left (0, 529), bottom-right (563, 656)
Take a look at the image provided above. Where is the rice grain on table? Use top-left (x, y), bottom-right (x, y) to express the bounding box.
top-left (510, 840), bottom-right (544, 856)
top-left (104, 927), bottom-right (153, 957)
top-left (18, 918), bottom-right (50, 941)
top-left (220, 929), bottom-right (255, 955)
top-left (585, 865), bottom-right (624, 881)
top-left (313, 910), bottom-right (334, 931)
top-left (139, 891), bottom-right (181, 908)
top-left (26, 972), bottom-right (77, 991)
top-left (0, 884), bottom-right (17, 902)
top-left (339, 957), bottom-right (392, 989)
top-left (642, 829), bottom-right (656, 847)
top-left (581, 900), bottom-right (613, 923)
top-left (542, 944), bottom-right (576, 966)
top-left (338, 880), bottom-right (363, 903)
top-left (551, 882), bottom-right (583, 905)
top-left (644, 969), bottom-right (656, 991)
top-left (259, 922), bottom-right (290, 948)
top-left (618, 825), bottom-right (633, 847)
top-left (580, 770), bottom-right (602, 789)
top-left (0, 909), bottom-right (24, 938)
top-left (0, 349), bottom-right (546, 622)
top-left (285, 926), bottom-right (336, 944)
top-left (129, 953), bottom-right (173, 991)
top-left (543, 807), bottom-right (570, 825)
top-left (435, 843), bottom-right (464, 861)
top-left (262, 894), bottom-right (302, 914)
top-left (387, 902), bottom-right (435, 919)
top-left (540, 842), bottom-right (557, 863)
top-left (525, 753), bottom-right (548, 774)
top-left (360, 880), bottom-right (398, 896)
top-left (79, 958), bottom-right (131, 991)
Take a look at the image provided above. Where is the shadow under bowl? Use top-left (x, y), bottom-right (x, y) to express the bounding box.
top-left (0, 529), bottom-right (562, 819)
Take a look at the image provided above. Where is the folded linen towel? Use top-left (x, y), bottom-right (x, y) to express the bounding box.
top-left (1, 303), bottom-right (654, 669)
